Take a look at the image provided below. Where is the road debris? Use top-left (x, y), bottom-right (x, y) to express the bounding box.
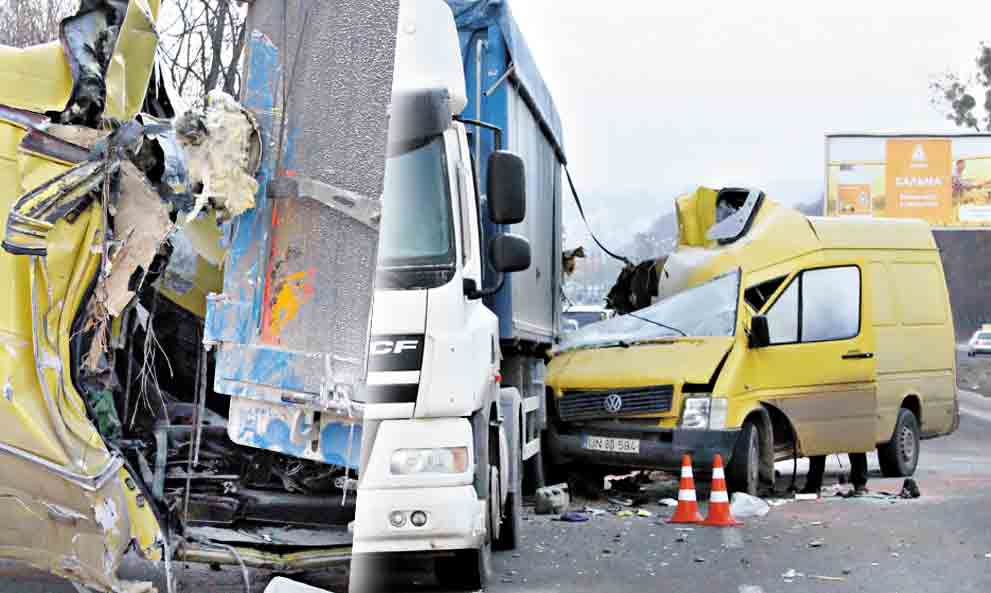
top-left (608, 496), bottom-right (634, 507)
top-left (636, 509), bottom-right (653, 517)
top-left (263, 577), bottom-right (332, 593)
top-left (659, 498), bottom-right (678, 507)
top-left (582, 506), bottom-right (607, 517)
top-left (730, 492), bottom-right (771, 518)
top-left (899, 478), bottom-right (921, 499)
top-left (536, 483), bottom-right (570, 515)
top-left (794, 492), bottom-right (819, 501)
top-left (558, 511), bottom-right (591, 523)
top-left (810, 575), bottom-right (846, 582)
top-left (808, 539), bottom-right (824, 548)
top-left (781, 568), bottom-right (803, 580)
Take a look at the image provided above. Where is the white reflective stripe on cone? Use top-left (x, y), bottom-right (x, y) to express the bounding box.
top-left (712, 467), bottom-right (725, 480)
top-left (710, 490), bottom-right (729, 503)
top-left (678, 489), bottom-right (697, 501)
top-left (681, 466), bottom-right (694, 478)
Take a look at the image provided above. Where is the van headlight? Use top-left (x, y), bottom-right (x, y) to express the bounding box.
top-left (680, 397), bottom-right (711, 429)
top-left (390, 447), bottom-right (469, 475)
top-left (680, 396), bottom-right (728, 430)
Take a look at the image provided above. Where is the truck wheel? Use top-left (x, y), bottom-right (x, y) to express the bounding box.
top-left (726, 420), bottom-right (760, 495)
top-left (494, 457), bottom-right (522, 550)
top-left (878, 408), bottom-right (920, 477)
top-left (435, 545), bottom-right (491, 590)
top-left (347, 555), bottom-right (385, 593)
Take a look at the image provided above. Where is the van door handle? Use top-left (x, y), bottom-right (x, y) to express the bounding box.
top-left (842, 352), bottom-right (874, 360)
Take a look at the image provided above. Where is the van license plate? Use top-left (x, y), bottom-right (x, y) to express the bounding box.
top-left (583, 436), bottom-right (640, 454)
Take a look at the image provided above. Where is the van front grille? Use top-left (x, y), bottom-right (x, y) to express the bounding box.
top-left (558, 385), bottom-right (674, 421)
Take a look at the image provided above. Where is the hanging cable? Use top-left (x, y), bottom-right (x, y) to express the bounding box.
top-left (564, 164), bottom-right (632, 266)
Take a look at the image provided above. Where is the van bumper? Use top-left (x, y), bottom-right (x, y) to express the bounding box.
top-left (553, 426), bottom-right (741, 472)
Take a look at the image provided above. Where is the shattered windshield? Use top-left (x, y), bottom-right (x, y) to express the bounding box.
top-left (378, 135), bottom-right (454, 267)
top-left (555, 270), bottom-right (740, 352)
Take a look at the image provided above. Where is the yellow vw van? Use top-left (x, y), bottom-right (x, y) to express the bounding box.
top-left (545, 187), bottom-right (958, 494)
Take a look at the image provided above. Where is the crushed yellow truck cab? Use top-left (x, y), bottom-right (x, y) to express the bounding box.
top-left (545, 187), bottom-right (958, 494)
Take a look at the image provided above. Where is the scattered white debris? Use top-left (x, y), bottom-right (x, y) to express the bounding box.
top-left (739, 586), bottom-right (765, 593)
top-left (263, 577), bottom-right (332, 593)
top-left (730, 492), bottom-right (770, 518)
top-left (659, 498), bottom-right (678, 507)
top-left (781, 569), bottom-right (804, 580)
top-left (794, 492), bottom-right (819, 501)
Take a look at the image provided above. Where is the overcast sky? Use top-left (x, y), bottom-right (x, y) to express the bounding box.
top-left (507, 2), bottom-right (989, 246)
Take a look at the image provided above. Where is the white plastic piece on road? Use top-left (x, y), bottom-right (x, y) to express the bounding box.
top-left (263, 577), bottom-right (333, 593)
top-left (659, 498), bottom-right (678, 507)
top-left (730, 492), bottom-right (770, 518)
top-left (794, 492), bottom-right (819, 501)
top-left (739, 586), bottom-right (765, 593)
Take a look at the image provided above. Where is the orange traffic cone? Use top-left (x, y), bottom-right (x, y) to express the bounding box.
top-left (668, 454), bottom-right (703, 523)
top-left (702, 454), bottom-right (742, 527)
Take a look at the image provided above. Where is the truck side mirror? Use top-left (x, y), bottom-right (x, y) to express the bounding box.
top-left (749, 315), bottom-right (770, 348)
top-left (490, 233), bottom-right (531, 273)
top-left (487, 151), bottom-right (526, 224)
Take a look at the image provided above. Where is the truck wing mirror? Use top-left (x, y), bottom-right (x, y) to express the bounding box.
top-left (463, 233), bottom-right (531, 300)
top-left (487, 151), bottom-right (526, 224)
top-left (490, 233), bottom-right (531, 273)
top-left (749, 315), bottom-right (770, 348)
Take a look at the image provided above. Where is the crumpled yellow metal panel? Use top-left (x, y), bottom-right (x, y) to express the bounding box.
top-left (675, 186), bottom-right (719, 248)
top-left (0, 43), bottom-right (74, 114)
top-left (104, 0), bottom-right (162, 121)
top-left (0, 0), bottom-right (161, 121)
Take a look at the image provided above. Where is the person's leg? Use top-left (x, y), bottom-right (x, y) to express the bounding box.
top-left (802, 455), bottom-right (826, 493)
top-left (849, 453), bottom-right (869, 492)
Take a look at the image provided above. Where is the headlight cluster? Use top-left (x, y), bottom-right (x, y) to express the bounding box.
top-left (389, 447), bottom-right (469, 475)
top-left (680, 395), bottom-right (727, 430)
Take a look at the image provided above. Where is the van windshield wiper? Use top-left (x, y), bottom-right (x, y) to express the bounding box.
top-left (626, 312), bottom-right (688, 337)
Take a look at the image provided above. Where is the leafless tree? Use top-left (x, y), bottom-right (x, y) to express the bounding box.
top-left (931, 42), bottom-right (991, 132)
top-left (159, 0), bottom-right (247, 103)
top-left (0, 0), bottom-right (78, 48)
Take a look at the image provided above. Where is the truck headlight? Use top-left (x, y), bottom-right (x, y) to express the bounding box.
top-left (390, 447), bottom-right (469, 475)
top-left (680, 396), bottom-right (728, 430)
top-left (680, 397), bottom-right (711, 429)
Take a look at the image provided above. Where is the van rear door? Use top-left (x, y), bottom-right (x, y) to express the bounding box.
top-left (744, 262), bottom-right (878, 455)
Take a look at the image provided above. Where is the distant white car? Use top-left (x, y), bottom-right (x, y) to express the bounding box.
top-left (969, 328), bottom-right (991, 357)
top-left (562, 304), bottom-right (612, 333)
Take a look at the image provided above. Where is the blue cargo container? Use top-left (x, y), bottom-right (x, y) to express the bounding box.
top-left (448, 0), bottom-right (566, 347)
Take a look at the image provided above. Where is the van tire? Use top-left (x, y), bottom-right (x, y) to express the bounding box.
top-left (726, 420), bottom-right (760, 495)
top-left (878, 408), bottom-right (920, 477)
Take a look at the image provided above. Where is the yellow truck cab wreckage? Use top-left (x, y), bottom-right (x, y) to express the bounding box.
top-left (546, 187), bottom-right (959, 494)
top-left (0, 1), bottom-right (357, 590)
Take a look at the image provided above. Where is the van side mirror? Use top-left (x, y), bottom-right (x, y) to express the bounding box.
top-left (487, 151), bottom-right (526, 224)
top-left (490, 233), bottom-right (531, 273)
top-left (749, 315), bottom-right (770, 348)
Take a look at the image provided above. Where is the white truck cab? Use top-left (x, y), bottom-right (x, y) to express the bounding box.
top-left (350, 1), bottom-right (534, 588)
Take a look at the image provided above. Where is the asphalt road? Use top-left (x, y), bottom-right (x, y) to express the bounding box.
top-left (2, 391), bottom-right (990, 593)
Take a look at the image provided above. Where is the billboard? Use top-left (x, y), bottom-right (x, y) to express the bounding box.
top-left (826, 135), bottom-right (991, 228)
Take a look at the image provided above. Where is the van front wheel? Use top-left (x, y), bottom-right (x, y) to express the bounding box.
top-left (878, 408), bottom-right (920, 477)
top-left (726, 420), bottom-right (760, 495)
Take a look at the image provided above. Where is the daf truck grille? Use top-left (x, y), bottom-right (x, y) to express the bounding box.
top-left (558, 385), bottom-right (674, 421)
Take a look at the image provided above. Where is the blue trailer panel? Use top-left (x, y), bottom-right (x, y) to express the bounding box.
top-left (448, 0), bottom-right (566, 346)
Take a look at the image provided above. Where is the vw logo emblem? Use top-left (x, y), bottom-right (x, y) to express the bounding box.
top-left (603, 393), bottom-right (623, 414)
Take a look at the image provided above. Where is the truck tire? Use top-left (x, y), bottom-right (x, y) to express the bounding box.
top-left (726, 420), bottom-right (760, 495)
top-left (437, 453), bottom-right (496, 588)
top-left (878, 408), bottom-right (920, 477)
top-left (347, 555), bottom-right (385, 593)
top-left (435, 545), bottom-right (491, 590)
top-left (494, 453), bottom-right (522, 550)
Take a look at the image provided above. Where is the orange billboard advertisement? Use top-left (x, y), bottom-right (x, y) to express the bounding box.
top-left (884, 139), bottom-right (953, 223)
top-left (837, 183), bottom-right (872, 215)
top-left (826, 135), bottom-right (991, 228)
